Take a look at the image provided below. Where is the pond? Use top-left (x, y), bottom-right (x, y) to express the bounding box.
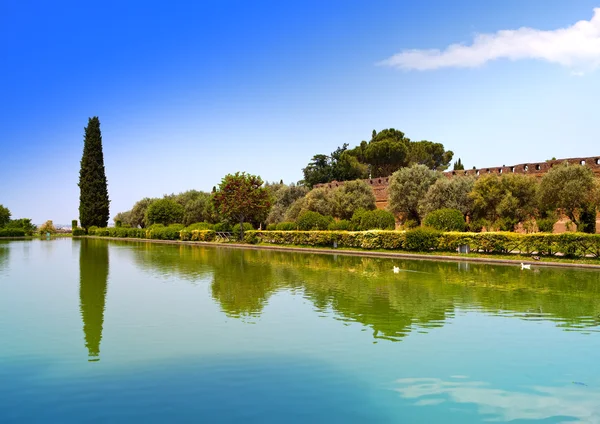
top-left (1, 238), bottom-right (600, 423)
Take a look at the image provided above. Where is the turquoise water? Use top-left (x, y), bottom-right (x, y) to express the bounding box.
top-left (1, 238), bottom-right (600, 423)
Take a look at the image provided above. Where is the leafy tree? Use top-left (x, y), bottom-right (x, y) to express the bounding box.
top-left (39, 220), bottom-right (56, 234)
top-left (408, 140), bottom-right (453, 171)
top-left (212, 172), bottom-right (272, 238)
top-left (145, 199), bottom-right (184, 226)
top-left (113, 210), bottom-right (132, 227)
top-left (0, 205), bottom-right (10, 227)
top-left (266, 183), bottom-right (309, 224)
top-left (453, 158), bottom-right (464, 171)
top-left (330, 145), bottom-right (368, 181)
top-left (539, 162), bottom-right (599, 228)
top-left (359, 129), bottom-right (410, 178)
top-left (7, 218), bottom-right (36, 235)
top-left (284, 197), bottom-right (309, 222)
top-left (332, 179), bottom-right (376, 220)
top-left (130, 198), bottom-right (156, 228)
top-left (302, 154), bottom-right (331, 187)
top-left (423, 209), bottom-right (466, 232)
top-left (78, 116), bottom-right (110, 229)
top-left (420, 176), bottom-right (475, 218)
top-left (181, 192), bottom-right (213, 226)
top-left (388, 165), bottom-right (442, 224)
top-left (304, 187), bottom-right (335, 217)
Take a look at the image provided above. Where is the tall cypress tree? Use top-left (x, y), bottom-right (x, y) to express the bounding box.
top-left (78, 117), bottom-right (110, 229)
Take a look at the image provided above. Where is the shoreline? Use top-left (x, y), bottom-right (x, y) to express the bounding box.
top-left (77, 236), bottom-right (600, 270)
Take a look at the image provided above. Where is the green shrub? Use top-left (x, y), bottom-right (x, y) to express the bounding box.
top-left (468, 218), bottom-right (489, 233)
top-left (352, 209), bottom-right (395, 230)
top-left (495, 217), bottom-right (518, 232)
top-left (266, 224), bottom-right (277, 231)
top-left (233, 222), bottom-right (254, 239)
top-left (276, 222), bottom-right (297, 231)
top-left (72, 220), bottom-right (78, 229)
top-left (181, 229), bottom-right (216, 242)
top-left (145, 198), bottom-right (184, 226)
top-left (88, 226), bottom-right (98, 235)
top-left (184, 222), bottom-right (215, 231)
top-left (115, 220), bottom-right (122, 228)
top-left (296, 211), bottom-right (333, 231)
top-left (214, 222), bottom-right (232, 232)
top-left (536, 218), bottom-right (555, 233)
top-left (72, 227), bottom-right (86, 236)
top-left (423, 208), bottom-right (466, 232)
top-left (404, 227), bottom-right (442, 251)
top-left (328, 220), bottom-right (353, 231)
top-left (0, 228), bottom-right (26, 237)
top-left (579, 204), bottom-right (597, 234)
top-left (146, 224), bottom-right (184, 240)
top-left (402, 219), bottom-right (418, 230)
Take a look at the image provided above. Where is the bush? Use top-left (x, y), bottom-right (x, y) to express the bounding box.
top-left (180, 229), bottom-right (216, 242)
top-left (184, 222), bottom-right (215, 231)
top-left (536, 218), bottom-right (555, 233)
top-left (402, 219), bottom-right (418, 230)
top-left (233, 222), bottom-right (254, 239)
top-left (38, 220), bottom-right (56, 235)
top-left (352, 209), bottom-right (395, 230)
top-left (276, 222), bottom-right (297, 231)
top-left (404, 227), bottom-right (442, 251)
top-left (579, 204), bottom-right (597, 234)
top-left (244, 230), bottom-right (405, 250)
top-left (146, 224), bottom-right (184, 240)
top-left (468, 218), bottom-right (489, 233)
top-left (328, 220), bottom-right (353, 231)
top-left (214, 222), bottom-right (232, 232)
top-left (145, 199), bottom-right (184, 226)
top-left (72, 220), bottom-right (78, 229)
top-left (296, 211), bottom-right (333, 231)
top-left (266, 224), bottom-right (277, 231)
top-left (495, 217), bottom-right (518, 232)
top-left (87, 225), bottom-right (98, 235)
top-left (72, 227), bottom-right (86, 236)
top-left (0, 228), bottom-right (26, 237)
top-left (423, 209), bottom-right (466, 232)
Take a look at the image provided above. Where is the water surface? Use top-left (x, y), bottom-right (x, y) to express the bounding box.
top-left (1, 239), bottom-right (600, 423)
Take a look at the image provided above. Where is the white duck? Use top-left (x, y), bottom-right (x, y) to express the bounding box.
top-left (393, 266), bottom-right (400, 273)
top-left (521, 263), bottom-right (531, 270)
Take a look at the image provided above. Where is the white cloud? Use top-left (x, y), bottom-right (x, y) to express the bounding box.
top-left (379, 8), bottom-right (600, 72)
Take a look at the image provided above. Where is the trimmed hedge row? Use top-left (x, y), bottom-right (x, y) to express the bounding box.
top-left (80, 226), bottom-right (600, 258)
top-left (0, 228), bottom-right (26, 237)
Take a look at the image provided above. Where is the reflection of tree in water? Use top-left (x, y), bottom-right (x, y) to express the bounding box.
top-left (126, 241), bottom-right (600, 341)
top-left (0, 243), bottom-right (9, 273)
top-left (79, 239), bottom-right (109, 361)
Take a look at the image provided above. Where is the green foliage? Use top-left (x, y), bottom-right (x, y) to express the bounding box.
top-left (352, 209), bottom-right (395, 230)
top-left (78, 116), bottom-right (110, 229)
top-left (130, 198), bottom-right (156, 228)
top-left (453, 158), bottom-right (464, 170)
top-left (214, 222), bottom-right (232, 232)
top-left (146, 224), bottom-right (184, 240)
top-left (539, 162), bottom-right (599, 226)
top-left (184, 222), bottom-right (214, 231)
top-left (296, 211), bottom-right (333, 231)
top-left (6, 218), bottom-right (37, 235)
top-left (404, 227), bottom-right (442, 251)
top-left (407, 140), bottom-right (454, 171)
top-left (423, 208), bottom-right (466, 232)
top-left (72, 227), bottom-right (86, 236)
top-left (468, 218), bottom-right (489, 233)
top-left (0, 205), bottom-right (11, 227)
top-left (536, 218), bottom-right (556, 233)
top-left (145, 198), bottom-right (184, 226)
top-left (328, 220), bottom-right (353, 231)
top-left (301, 144), bottom-right (369, 187)
top-left (304, 187), bottom-right (335, 217)
top-left (180, 230), bottom-right (216, 242)
top-left (420, 176), bottom-right (474, 217)
top-left (388, 164), bottom-right (442, 224)
top-left (266, 224), bottom-right (277, 231)
top-left (244, 230), bottom-right (406, 250)
top-left (579, 204), bottom-right (597, 234)
top-left (39, 220), bottom-right (56, 234)
top-left (113, 210), bottom-right (132, 227)
top-left (115, 220), bottom-right (122, 227)
top-left (72, 220), bottom-right (78, 229)
top-left (212, 172), bottom-right (272, 238)
top-left (0, 228), bottom-right (25, 237)
top-left (331, 179), bottom-right (376, 220)
top-left (276, 222), bottom-right (297, 231)
top-left (233, 222), bottom-right (254, 239)
top-left (283, 197), bottom-right (308, 222)
top-left (266, 183), bottom-right (309, 224)
top-left (403, 219), bottom-right (418, 230)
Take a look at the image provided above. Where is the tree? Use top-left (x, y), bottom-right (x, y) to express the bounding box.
top-left (453, 158), bottom-right (465, 171)
top-left (360, 129), bottom-right (410, 177)
top-left (332, 180), bottom-right (377, 220)
top-left (388, 165), bottom-right (442, 224)
top-left (302, 154), bottom-right (331, 187)
top-left (0, 205), bottom-right (10, 227)
top-left (266, 183), bottom-right (309, 224)
top-left (7, 218), bottom-right (37, 235)
top-left (304, 187), bottom-right (335, 217)
top-left (145, 199), bottom-right (184, 226)
top-left (113, 211), bottom-right (132, 227)
top-left (420, 176), bottom-right (475, 218)
top-left (78, 117), bottom-right (110, 229)
top-left (130, 198), bottom-right (156, 228)
top-left (539, 162), bottom-right (599, 228)
top-left (408, 140), bottom-right (453, 171)
top-left (212, 172), bottom-right (272, 238)
top-left (183, 193), bottom-right (213, 226)
top-left (39, 220), bottom-right (56, 234)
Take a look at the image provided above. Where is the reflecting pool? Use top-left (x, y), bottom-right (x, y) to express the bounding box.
top-left (1, 239), bottom-right (599, 423)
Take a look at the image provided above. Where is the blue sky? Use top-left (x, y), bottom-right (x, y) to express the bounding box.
top-left (1, 0), bottom-right (599, 225)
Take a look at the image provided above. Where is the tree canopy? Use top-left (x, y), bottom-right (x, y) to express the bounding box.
top-left (145, 198), bottom-right (184, 226)
top-left (0, 205), bottom-right (10, 227)
top-left (388, 165), bottom-right (442, 224)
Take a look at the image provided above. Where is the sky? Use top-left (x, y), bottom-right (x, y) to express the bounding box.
top-left (1, 0), bottom-right (600, 225)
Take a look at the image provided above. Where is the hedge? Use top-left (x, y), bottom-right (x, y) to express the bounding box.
top-left (0, 228), bottom-right (26, 237)
top-left (77, 226), bottom-right (600, 258)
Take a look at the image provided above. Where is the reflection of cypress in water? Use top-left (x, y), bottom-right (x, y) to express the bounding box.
top-left (79, 239), bottom-right (109, 361)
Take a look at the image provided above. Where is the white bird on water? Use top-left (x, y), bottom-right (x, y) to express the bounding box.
top-left (521, 263), bottom-right (531, 270)
top-left (393, 266), bottom-right (400, 273)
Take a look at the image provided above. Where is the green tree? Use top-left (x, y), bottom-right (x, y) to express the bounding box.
top-left (39, 220), bottom-right (56, 234)
top-left (78, 117), bottom-right (110, 229)
top-left (408, 140), bottom-right (454, 171)
top-left (113, 210), bottom-right (132, 227)
top-left (388, 165), bottom-right (442, 224)
top-left (453, 158), bottom-right (465, 171)
top-left (304, 187), bottom-right (335, 217)
top-left (7, 218), bottom-right (36, 235)
top-left (145, 199), bottom-right (184, 226)
top-left (302, 154), bottom-right (331, 187)
top-left (332, 179), bottom-right (377, 220)
top-left (212, 172), bottom-right (272, 238)
top-left (539, 162), bottom-right (599, 228)
top-left (266, 183), bottom-right (309, 224)
top-left (130, 197), bottom-right (156, 228)
top-left (182, 193), bottom-right (213, 226)
top-left (0, 205), bottom-right (10, 227)
top-left (360, 129), bottom-right (410, 178)
top-left (420, 176), bottom-right (475, 218)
